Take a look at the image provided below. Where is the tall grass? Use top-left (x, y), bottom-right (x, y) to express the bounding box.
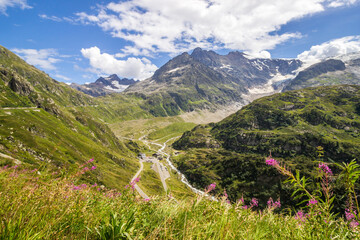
top-left (0, 161), bottom-right (358, 239)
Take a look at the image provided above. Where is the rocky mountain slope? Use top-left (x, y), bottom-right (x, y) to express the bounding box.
top-left (0, 45), bottom-right (140, 188)
top-left (283, 53), bottom-right (360, 91)
top-left (172, 85), bottom-right (360, 205)
top-left (191, 47), bottom-right (302, 88)
top-left (125, 48), bottom-right (301, 116)
top-left (71, 74), bottom-right (137, 97)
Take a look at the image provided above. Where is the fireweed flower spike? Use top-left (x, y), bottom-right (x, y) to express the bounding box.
top-left (266, 158), bottom-right (278, 166)
top-left (250, 198), bottom-right (258, 208)
top-left (205, 183), bottom-right (216, 192)
top-left (307, 199), bottom-right (318, 206)
top-left (319, 162), bottom-right (333, 175)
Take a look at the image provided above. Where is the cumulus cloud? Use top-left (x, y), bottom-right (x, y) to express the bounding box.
top-left (75, 0), bottom-right (358, 57)
top-left (81, 46), bottom-right (158, 80)
top-left (298, 35), bottom-right (360, 62)
top-left (12, 48), bottom-right (61, 70)
top-left (0, 0), bottom-right (31, 14)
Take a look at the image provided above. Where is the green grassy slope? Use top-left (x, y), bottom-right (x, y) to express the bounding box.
top-left (0, 45), bottom-right (139, 188)
top-left (172, 85), bottom-right (360, 205)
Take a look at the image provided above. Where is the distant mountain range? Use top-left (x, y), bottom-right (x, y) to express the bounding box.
top-left (69, 48), bottom-right (360, 116)
top-left (124, 48), bottom-right (301, 115)
top-left (71, 74), bottom-right (137, 97)
top-left (283, 53), bottom-right (360, 91)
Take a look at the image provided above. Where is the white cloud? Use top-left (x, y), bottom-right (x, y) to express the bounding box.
top-left (54, 74), bottom-right (71, 81)
top-left (75, 0), bottom-right (358, 57)
top-left (39, 14), bottom-right (63, 22)
top-left (39, 14), bottom-right (75, 23)
top-left (81, 46), bottom-right (158, 80)
top-left (0, 0), bottom-right (31, 14)
top-left (298, 35), bottom-right (360, 63)
top-left (327, 0), bottom-right (358, 7)
top-left (12, 48), bottom-right (61, 70)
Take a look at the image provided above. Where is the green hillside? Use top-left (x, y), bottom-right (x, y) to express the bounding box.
top-left (0, 45), bottom-right (140, 188)
top-left (172, 85), bottom-right (360, 206)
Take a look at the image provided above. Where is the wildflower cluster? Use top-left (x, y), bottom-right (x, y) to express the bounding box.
top-left (267, 197), bottom-right (281, 209)
top-left (345, 208), bottom-right (359, 228)
top-left (130, 176), bottom-right (141, 190)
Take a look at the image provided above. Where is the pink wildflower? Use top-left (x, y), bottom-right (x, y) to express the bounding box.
top-left (295, 210), bottom-right (307, 223)
top-left (238, 197), bottom-right (245, 205)
top-left (88, 158), bottom-right (94, 163)
top-left (83, 167), bottom-right (89, 171)
top-left (91, 183), bottom-right (98, 187)
top-left (144, 198), bottom-right (150, 202)
top-left (223, 189), bottom-right (228, 199)
top-left (205, 183), bottom-right (216, 192)
top-left (12, 165), bottom-right (18, 169)
top-left (274, 200), bottom-right (281, 208)
top-left (307, 199), bottom-right (318, 206)
top-left (250, 198), bottom-right (258, 207)
top-left (91, 165), bottom-right (97, 170)
top-left (318, 162), bottom-right (332, 175)
top-left (266, 158), bottom-right (278, 166)
top-left (350, 221), bottom-right (359, 228)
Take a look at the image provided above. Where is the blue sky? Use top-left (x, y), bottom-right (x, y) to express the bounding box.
top-left (1, 0), bottom-right (360, 84)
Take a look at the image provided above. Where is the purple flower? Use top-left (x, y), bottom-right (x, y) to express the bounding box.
top-left (144, 198), bottom-right (150, 202)
top-left (88, 158), bottom-right (94, 163)
top-left (345, 209), bottom-right (356, 221)
top-left (80, 184), bottom-right (87, 189)
top-left (73, 186), bottom-right (80, 190)
top-left (267, 197), bottom-right (281, 209)
top-left (350, 220), bottom-right (359, 228)
top-left (83, 167), bottom-right (89, 172)
top-left (250, 198), bottom-right (258, 207)
top-left (91, 165), bottom-right (97, 170)
top-left (295, 211), bottom-right (306, 222)
top-left (266, 158), bottom-right (278, 166)
top-left (12, 165), bottom-right (18, 169)
top-left (307, 199), bottom-right (318, 206)
top-left (274, 200), bottom-right (281, 208)
top-left (91, 183), bottom-right (98, 187)
top-left (206, 183), bottom-right (216, 192)
top-left (223, 189), bottom-right (228, 199)
top-left (238, 197), bottom-right (245, 205)
top-left (318, 162), bottom-right (333, 175)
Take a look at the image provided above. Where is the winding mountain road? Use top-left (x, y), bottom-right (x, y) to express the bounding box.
top-left (131, 158), bottom-right (149, 199)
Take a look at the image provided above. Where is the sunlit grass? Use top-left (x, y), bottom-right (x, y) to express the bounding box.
top-left (0, 163), bottom-right (358, 239)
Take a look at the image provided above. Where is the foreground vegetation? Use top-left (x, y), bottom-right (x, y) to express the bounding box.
top-left (1, 159), bottom-right (359, 239)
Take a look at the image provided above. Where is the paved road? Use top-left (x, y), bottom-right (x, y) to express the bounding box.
top-left (131, 158), bottom-right (149, 199)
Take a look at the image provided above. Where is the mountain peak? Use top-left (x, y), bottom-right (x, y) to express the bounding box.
top-left (192, 47), bottom-right (203, 54)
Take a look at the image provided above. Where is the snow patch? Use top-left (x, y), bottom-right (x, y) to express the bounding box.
top-left (246, 73), bottom-right (295, 95)
top-left (167, 66), bottom-right (187, 73)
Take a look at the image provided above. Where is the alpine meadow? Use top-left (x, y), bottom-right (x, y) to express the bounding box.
top-left (1, 0), bottom-right (360, 239)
